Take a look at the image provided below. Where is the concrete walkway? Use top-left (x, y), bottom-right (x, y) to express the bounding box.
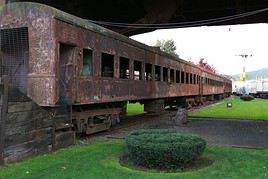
top-left (178, 118), bottom-right (268, 149)
top-left (103, 114), bottom-right (268, 149)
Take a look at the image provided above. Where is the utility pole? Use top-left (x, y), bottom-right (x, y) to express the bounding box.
top-left (235, 54), bottom-right (252, 94)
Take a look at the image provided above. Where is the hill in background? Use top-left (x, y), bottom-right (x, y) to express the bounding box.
top-left (232, 67), bottom-right (268, 80)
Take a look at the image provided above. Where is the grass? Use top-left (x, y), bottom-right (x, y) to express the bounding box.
top-left (127, 102), bottom-right (144, 116)
top-left (0, 139), bottom-right (268, 179)
top-left (189, 97), bottom-right (268, 120)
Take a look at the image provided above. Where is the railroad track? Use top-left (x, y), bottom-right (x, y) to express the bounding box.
top-left (78, 99), bottom-right (225, 141)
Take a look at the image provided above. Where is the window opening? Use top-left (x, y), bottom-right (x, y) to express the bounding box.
top-left (155, 65), bottom-right (161, 81)
top-left (145, 63), bottom-right (152, 80)
top-left (170, 69), bottom-right (174, 83)
top-left (176, 70), bottom-right (180, 83)
top-left (82, 49), bottom-right (93, 76)
top-left (134, 60), bottom-right (142, 80)
top-left (163, 67), bottom-right (168, 82)
top-left (101, 53), bottom-right (114, 77)
top-left (190, 73), bottom-right (193, 84)
top-left (181, 71), bottom-right (185, 83)
top-left (119, 57), bottom-right (129, 79)
top-left (186, 73), bottom-right (189, 84)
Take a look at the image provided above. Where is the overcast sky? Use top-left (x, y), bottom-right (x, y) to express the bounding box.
top-left (131, 23), bottom-right (268, 75)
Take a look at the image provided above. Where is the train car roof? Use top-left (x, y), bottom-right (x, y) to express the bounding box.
top-left (1, 3), bottom-right (195, 65)
top-left (0, 2), bottom-right (231, 82)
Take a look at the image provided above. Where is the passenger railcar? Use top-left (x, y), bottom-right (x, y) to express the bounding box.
top-left (0, 2), bottom-right (232, 134)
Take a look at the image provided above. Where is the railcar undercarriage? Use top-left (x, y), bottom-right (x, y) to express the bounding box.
top-left (71, 103), bottom-right (123, 134)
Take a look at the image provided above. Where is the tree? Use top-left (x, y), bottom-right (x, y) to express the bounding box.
top-left (198, 58), bottom-right (217, 74)
top-left (155, 39), bottom-right (179, 57)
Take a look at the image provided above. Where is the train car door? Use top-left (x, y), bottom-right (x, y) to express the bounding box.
top-left (59, 43), bottom-right (75, 112)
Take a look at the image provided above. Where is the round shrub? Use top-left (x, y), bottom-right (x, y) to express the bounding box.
top-left (240, 95), bottom-right (254, 101)
top-left (126, 128), bottom-right (206, 170)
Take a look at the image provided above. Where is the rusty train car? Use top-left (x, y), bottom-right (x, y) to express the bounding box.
top-left (0, 2), bottom-right (232, 135)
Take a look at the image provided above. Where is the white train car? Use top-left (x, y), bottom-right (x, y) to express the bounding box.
top-left (256, 78), bottom-right (268, 98)
top-left (232, 78), bottom-right (268, 98)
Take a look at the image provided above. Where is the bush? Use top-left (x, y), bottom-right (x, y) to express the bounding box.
top-left (126, 128), bottom-right (206, 170)
top-left (240, 95), bottom-right (254, 101)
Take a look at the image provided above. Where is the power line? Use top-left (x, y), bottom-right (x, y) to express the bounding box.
top-left (87, 7), bottom-right (268, 29)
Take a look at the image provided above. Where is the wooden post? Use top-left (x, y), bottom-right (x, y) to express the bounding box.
top-left (0, 76), bottom-right (8, 165)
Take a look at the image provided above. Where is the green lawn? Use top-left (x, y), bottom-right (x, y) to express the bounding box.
top-left (190, 97), bottom-right (268, 120)
top-left (127, 102), bottom-right (144, 116)
top-left (0, 139), bottom-right (268, 179)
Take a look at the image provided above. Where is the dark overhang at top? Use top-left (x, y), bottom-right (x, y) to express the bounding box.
top-left (4, 0), bottom-right (268, 36)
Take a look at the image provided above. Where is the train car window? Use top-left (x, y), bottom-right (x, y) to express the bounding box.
top-left (134, 60), bottom-right (142, 80)
top-left (176, 70), bottom-right (180, 83)
top-left (181, 71), bottom-right (185, 83)
top-left (186, 73), bottom-right (189, 84)
top-left (190, 74), bottom-right (193, 84)
top-left (170, 69), bottom-right (175, 83)
top-left (145, 63), bottom-right (152, 80)
top-left (101, 53), bottom-right (114, 77)
top-left (119, 57), bottom-right (129, 79)
top-left (193, 74), bottom-right (196, 84)
top-left (163, 67), bottom-right (168, 82)
top-left (82, 49), bottom-right (93, 76)
top-left (155, 65), bottom-right (161, 81)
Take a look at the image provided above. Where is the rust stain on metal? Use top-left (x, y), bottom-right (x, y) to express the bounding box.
top-left (0, 2), bottom-right (232, 108)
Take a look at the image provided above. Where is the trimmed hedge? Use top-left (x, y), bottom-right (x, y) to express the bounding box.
top-left (126, 129), bottom-right (206, 170)
top-left (240, 95), bottom-right (254, 101)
